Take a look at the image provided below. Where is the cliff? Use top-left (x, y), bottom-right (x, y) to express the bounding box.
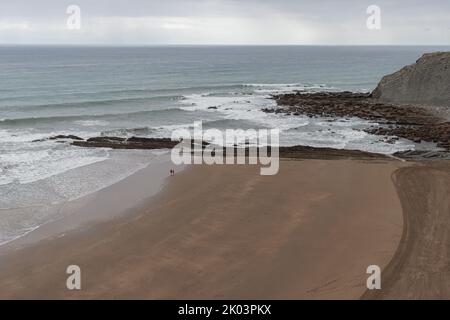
top-left (372, 52), bottom-right (450, 109)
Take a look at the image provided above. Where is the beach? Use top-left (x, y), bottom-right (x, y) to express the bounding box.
top-left (0, 159), bottom-right (407, 299)
top-left (1, 46), bottom-right (447, 246)
top-left (0, 46), bottom-right (449, 300)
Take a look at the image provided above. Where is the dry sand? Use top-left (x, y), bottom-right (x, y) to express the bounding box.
top-left (0, 159), bottom-right (405, 299)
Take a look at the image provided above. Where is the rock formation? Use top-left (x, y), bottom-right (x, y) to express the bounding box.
top-left (372, 52), bottom-right (450, 109)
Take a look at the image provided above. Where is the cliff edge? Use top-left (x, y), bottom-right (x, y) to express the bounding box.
top-left (372, 52), bottom-right (450, 110)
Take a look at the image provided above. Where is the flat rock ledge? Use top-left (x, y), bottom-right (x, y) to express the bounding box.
top-left (67, 136), bottom-right (387, 160)
top-left (35, 131), bottom-right (450, 161)
top-left (71, 136), bottom-right (179, 149)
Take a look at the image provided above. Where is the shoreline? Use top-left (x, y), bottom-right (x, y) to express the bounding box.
top-left (1, 146), bottom-right (449, 298)
top-left (1, 47), bottom-right (449, 300)
top-left (0, 158), bottom-right (406, 299)
top-left (0, 154), bottom-right (185, 254)
top-left (0, 145), bottom-right (389, 252)
top-left (269, 91), bottom-right (450, 154)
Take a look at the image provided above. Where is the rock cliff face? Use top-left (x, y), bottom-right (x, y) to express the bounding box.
top-left (372, 52), bottom-right (450, 108)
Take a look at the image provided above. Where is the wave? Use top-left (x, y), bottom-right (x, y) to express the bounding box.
top-left (0, 95), bottom-right (184, 112)
top-left (0, 84), bottom-right (247, 107)
top-left (94, 84), bottom-right (246, 95)
top-left (0, 83), bottom-right (324, 115)
top-left (0, 82), bottom-right (320, 111)
top-left (244, 83), bottom-right (303, 88)
top-left (242, 83), bottom-right (338, 93)
top-left (0, 107), bottom-right (189, 126)
top-left (6, 83), bottom-right (245, 97)
top-left (201, 118), bottom-right (268, 129)
top-left (243, 83), bottom-right (328, 88)
top-left (97, 119), bottom-right (268, 139)
top-left (100, 123), bottom-right (199, 137)
top-left (100, 127), bottom-right (157, 137)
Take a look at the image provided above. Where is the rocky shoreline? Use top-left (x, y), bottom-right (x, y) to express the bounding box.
top-left (38, 93), bottom-right (450, 161)
top-left (38, 135), bottom-right (385, 160)
top-left (266, 91), bottom-right (450, 152)
top-left (39, 52), bottom-right (450, 161)
top-left (33, 134), bottom-right (444, 161)
top-left (36, 91), bottom-right (450, 161)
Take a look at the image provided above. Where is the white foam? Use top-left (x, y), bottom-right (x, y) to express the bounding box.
top-left (0, 150), bottom-right (173, 245)
top-left (176, 84), bottom-right (418, 155)
top-left (0, 129), bottom-right (93, 143)
top-left (0, 81), bottom-right (431, 246)
top-left (0, 147), bottom-right (109, 186)
top-left (74, 120), bottom-right (110, 127)
top-left (243, 83), bottom-right (337, 93)
top-left (0, 129), bottom-right (52, 143)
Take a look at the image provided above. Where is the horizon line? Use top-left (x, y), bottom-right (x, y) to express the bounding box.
top-left (1, 43), bottom-right (450, 47)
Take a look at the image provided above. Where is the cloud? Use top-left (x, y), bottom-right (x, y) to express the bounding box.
top-left (60, 14), bottom-right (318, 45)
top-left (0, 0), bottom-right (449, 45)
top-left (0, 20), bottom-right (31, 31)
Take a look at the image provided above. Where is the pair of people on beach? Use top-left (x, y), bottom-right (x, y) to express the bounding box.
top-left (170, 169), bottom-right (175, 176)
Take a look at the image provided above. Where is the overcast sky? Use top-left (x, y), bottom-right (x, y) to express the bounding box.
top-left (0, 0), bottom-right (449, 45)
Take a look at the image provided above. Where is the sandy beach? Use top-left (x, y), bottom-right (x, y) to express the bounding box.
top-left (0, 159), bottom-right (407, 299)
top-left (0, 4), bottom-right (449, 302)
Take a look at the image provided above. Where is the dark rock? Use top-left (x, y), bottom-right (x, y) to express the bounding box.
top-left (33, 134), bottom-right (84, 142)
top-left (269, 90), bottom-right (450, 151)
top-left (50, 135), bottom-right (84, 140)
top-left (72, 137), bottom-right (179, 149)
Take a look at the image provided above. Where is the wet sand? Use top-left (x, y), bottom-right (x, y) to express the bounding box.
top-left (0, 155), bottom-right (183, 250)
top-left (0, 160), bottom-right (405, 299)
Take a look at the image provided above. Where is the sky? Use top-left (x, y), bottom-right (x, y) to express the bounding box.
top-left (0, 0), bottom-right (449, 45)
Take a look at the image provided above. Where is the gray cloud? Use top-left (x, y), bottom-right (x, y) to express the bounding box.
top-left (0, 0), bottom-right (449, 44)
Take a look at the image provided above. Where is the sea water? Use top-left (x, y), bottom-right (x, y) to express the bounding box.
top-left (1, 45), bottom-right (448, 243)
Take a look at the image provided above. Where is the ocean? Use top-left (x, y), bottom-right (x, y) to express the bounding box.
top-left (0, 45), bottom-right (448, 243)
